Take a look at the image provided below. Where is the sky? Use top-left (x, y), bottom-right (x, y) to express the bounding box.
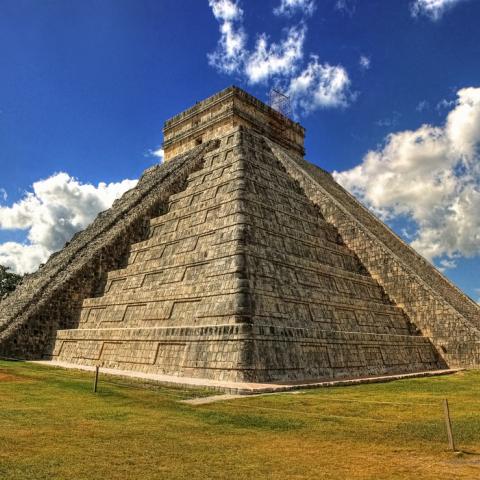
top-left (0, 0), bottom-right (479, 301)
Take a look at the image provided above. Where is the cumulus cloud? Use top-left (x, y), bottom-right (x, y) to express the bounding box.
top-left (245, 26), bottom-right (306, 84)
top-left (274, 0), bottom-right (316, 17)
top-left (207, 0), bottom-right (352, 115)
top-left (0, 243), bottom-right (49, 277)
top-left (411, 0), bottom-right (470, 20)
top-left (207, 0), bottom-right (246, 74)
top-left (0, 173), bottom-right (137, 274)
top-left (334, 87), bottom-right (480, 266)
top-left (287, 57), bottom-right (352, 112)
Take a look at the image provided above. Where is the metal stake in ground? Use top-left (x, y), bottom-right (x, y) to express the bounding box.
top-left (443, 398), bottom-right (456, 452)
top-left (93, 365), bottom-right (99, 393)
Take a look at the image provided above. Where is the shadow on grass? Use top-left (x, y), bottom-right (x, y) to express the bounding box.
top-left (185, 407), bottom-right (305, 432)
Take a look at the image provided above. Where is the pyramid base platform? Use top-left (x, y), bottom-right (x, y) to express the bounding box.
top-left (31, 360), bottom-right (460, 395)
top-left (49, 324), bottom-right (446, 383)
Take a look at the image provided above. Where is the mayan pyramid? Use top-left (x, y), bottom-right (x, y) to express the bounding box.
top-left (1, 86), bottom-right (479, 384)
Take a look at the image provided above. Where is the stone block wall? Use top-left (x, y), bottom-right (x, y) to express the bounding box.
top-left (52, 132), bottom-right (256, 380)
top-left (51, 127), bottom-right (445, 382)
top-left (163, 86), bottom-right (305, 161)
top-left (3, 81), bottom-right (474, 385)
top-left (267, 138), bottom-right (480, 368)
top-left (0, 141), bottom-right (219, 359)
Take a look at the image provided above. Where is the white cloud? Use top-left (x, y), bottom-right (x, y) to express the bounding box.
top-left (287, 56), bottom-right (352, 113)
top-left (0, 242), bottom-right (50, 277)
top-left (209, 0), bottom-right (242, 20)
top-left (207, 0), bottom-right (246, 74)
top-left (438, 258), bottom-right (457, 271)
top-left (245, 26), bottom-right (306, 84)
top-left (0, 173), bottom-right (137, 274)
top-left (207, 0), bottom-right (352, 114)
top-left (359, 55), bottom-right (370, 70)
top-left (333, 87), bottom-right (480, 264)
top-left (149, 147), bottom-right (164, 163)
top-left (274, 0), bottom-right (316, 17)
top-left (411, 0), bottom-right (469, 20)
top-left (0, 188), bottom-right (7, 202)
top-left (437, 98), bottom-right (455, 111)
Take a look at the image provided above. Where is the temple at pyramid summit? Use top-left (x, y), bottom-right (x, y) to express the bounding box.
top-left (1, 86), bottom-right (480, 388)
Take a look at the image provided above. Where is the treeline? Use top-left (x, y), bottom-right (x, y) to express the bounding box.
top-left (0, 265), bottom-right (22, 299)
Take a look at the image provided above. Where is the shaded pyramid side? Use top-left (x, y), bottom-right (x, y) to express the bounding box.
top-left (53, 127), bottom-right (444, 382)
top-left (52, 131), bottom-right (255, 381)
top-left (0, 141), bottom-right (218, 359)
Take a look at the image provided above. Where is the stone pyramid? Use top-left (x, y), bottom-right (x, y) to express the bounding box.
top-left (1, 87), bottom-right (479, 385)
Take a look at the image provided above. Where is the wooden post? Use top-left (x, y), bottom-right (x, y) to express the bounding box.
top-left (443, 398), bottom-right (456, 452)
top-left (93, 365), bottom-right (99, 393)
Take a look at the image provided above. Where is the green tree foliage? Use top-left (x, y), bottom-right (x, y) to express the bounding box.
top-left (0, 265), bottom-right (22, 298)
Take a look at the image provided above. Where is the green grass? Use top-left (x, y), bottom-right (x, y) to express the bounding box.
top-left (1, 361), bottom-right (480, 479)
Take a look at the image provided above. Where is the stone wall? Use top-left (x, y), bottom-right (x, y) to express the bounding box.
top-left (0, 141), bottom-right (219, 359)
top-left (267, 138), bottom-right (480, 368)
top-left (163, 86), bottom-right (305, 160)
top-left (51, 127), bottom-right (444, 382)
top-left (4, 82), bottom-right (475, 384)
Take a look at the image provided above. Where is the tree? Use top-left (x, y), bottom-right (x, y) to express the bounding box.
top-left (0, 265), bottom-right (22, 298)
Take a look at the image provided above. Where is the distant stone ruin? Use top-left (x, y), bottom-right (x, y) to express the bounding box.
top-left (1, 86), bottom-right (479, 384)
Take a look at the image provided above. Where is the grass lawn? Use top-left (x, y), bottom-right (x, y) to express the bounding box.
top-left (1, 361), bottom-right (479, 479)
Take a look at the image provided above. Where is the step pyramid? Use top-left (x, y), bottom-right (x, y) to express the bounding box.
top-left (50, 128), bottom-right (442, 382)
top-left (2, 87), bottom-right (479, 385)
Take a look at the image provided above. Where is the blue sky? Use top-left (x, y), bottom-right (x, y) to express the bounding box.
top-left (0, 0), bottom-right (479, 301)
